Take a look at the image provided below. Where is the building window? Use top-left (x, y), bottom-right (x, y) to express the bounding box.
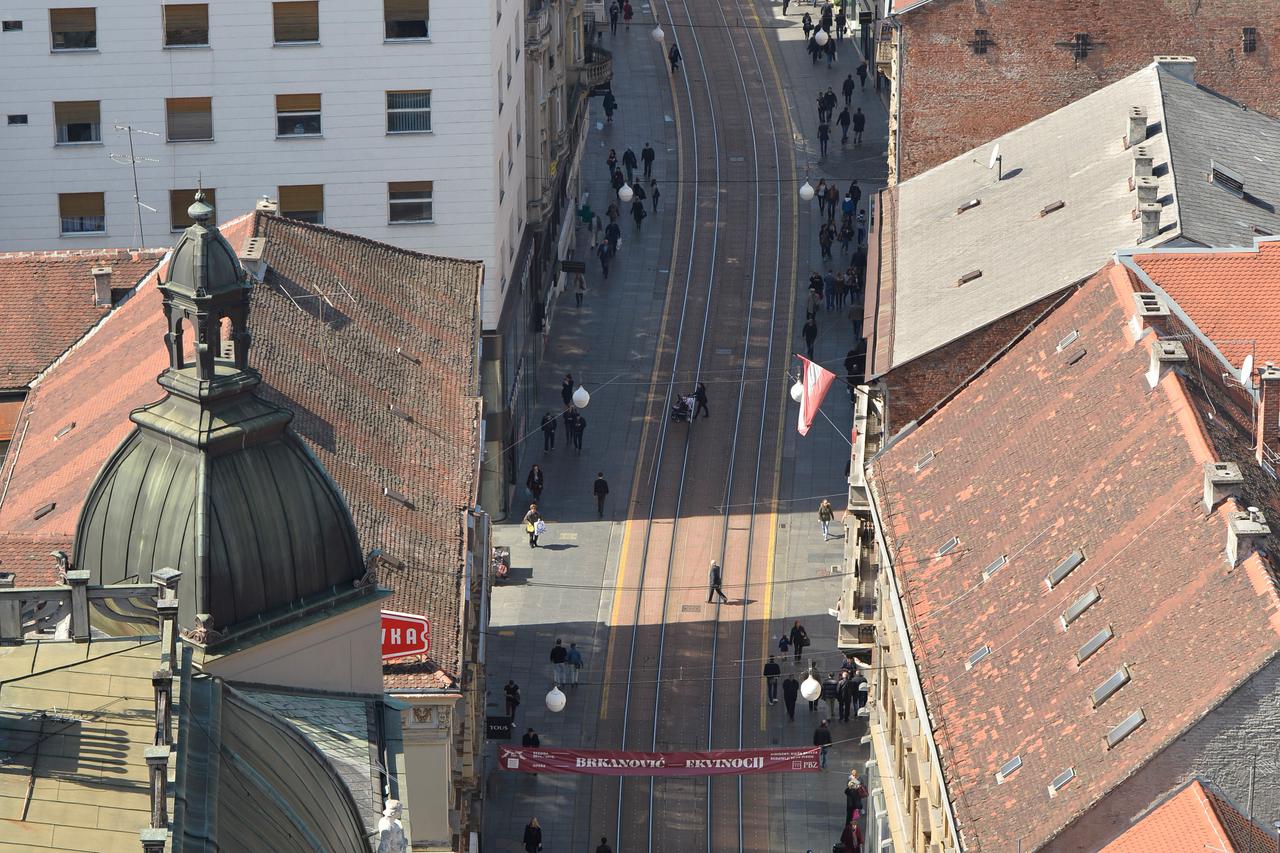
top-left (971, 29), bottom-right (993, 55)
top-left (59, 192), bottom-right (105, 235)
top-left (2, 20), bottom-right (23, 31)
top-left (385, 0), bottom-right (428, 39)
top-left (273, 1), bottom-right (319, 44)
top-left (166, 97), bottom-right (213, 141)
top-left (54, 100), bottom-right (101, 144)
top-left (388, 181), bottom-right (433, 223)
top-left (1243, 27), bottom-right (1258, 53)
top-left (498, 155), bottom-right (505, 203)
top-left (170, 188), bottom-right (216, 230)
top-left (7, 114), bottom-right (29, 125)
top-left (163, 4), bottom-right (209, 47)
top-left (276, 94), bottom-right (321, 136)
top-left (386, 90), bottom-right (431, 132)
top-left (278, 184), bottom-right (324, 223)
top-left (50, 7), bottom-right (96, 50)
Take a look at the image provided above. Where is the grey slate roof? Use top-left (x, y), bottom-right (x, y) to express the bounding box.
top-left (1161, 66), bottom-right (1280, 248)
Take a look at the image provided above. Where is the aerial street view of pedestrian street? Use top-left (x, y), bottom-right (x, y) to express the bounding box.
top-left (7, 2), bottom-right (1280, 853)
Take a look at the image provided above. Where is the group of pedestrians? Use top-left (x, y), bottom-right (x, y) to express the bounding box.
top-left (584, 143), bottom-right (662, 280)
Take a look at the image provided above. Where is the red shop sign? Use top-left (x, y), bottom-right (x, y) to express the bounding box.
top-left (498, 746), bottom-right (821, 776)
top-left (381, 610), bottom-right (430, 661)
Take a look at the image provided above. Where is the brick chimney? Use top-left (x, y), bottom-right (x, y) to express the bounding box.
top-left (1146, 337), bottom-right (1187, 389)
top-left (91, 266), bottom-right (112, 307)
top-left (1155, 55), bottom-right (1197, 84)
top-left (1126, 107), bottom-right (1147, 148)
top-left (1226, 507), bottom-right (1269, 568)
top-left (1256, 364), bottom-right (1280, 465)
top-left (1139, 203), bottom-right (1163, 241)
top-left (1203, 461), bottom-right (1244, 513)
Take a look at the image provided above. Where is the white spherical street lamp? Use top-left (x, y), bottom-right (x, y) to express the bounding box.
top-left (651, 25), bottom-right (664, 42)
top-left (619, 183), bottom-right (634, 203)
top-left (790, 380), bottom-right (804, 402)
top-left (815, 28), bottom-right (829, 46)
top-left (800, 673), bottom-right (822, 702)
top-left (545, 685), bottom-right (567, 713)
top-left (799, 181), bottom-right (815, 201)
top-left (572, 385), bottom-right (591, 408)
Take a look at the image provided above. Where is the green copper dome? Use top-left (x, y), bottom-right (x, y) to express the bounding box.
top-left (72, 194), bottom-right (366, 637)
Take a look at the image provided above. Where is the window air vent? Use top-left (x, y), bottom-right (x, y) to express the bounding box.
top-left (7, 114), bottom-right (28, 125)
top-left (1105, 709), bottom-right (1145, 749)
top-left (396, 346), bottom-right (421, 364)
top-left (54, 421), bottom-right (76, 440)
top-left (957, 270), bottom-right (983, 286)
top-left (915, 450), bottom-right (935, 472)
top-left (995, 755), bottom-right (1022, 784)
top-left (936, 536), bottom-right (960, 557)
top-left (1253, 225), bottom-right (1273, 237)
top-left (384, 487), bottom-right (416, 509)
top-left (1047, 767), bottom-right (1076, 797)
top-left (33, 502), bottom-right (56, 520)
top-left (957, 199), bottom-right (981, 215)
top-left (1133, 291), bottom-right (1168, 317)
top-left (1, 20), bottom-right (22, 31)
top-left (1210, 159), bottom-right (1245, 197)
top-left (1039, 200), bottom-right (1065, 217)
top-left (389, 404), bottom-right (414, 423)
top-left (1061, 586), bottom-right (1100, 628)
top-left (1046, 549), bottom-right (1084, 589)
top-left (1076, 625), bottom-right (1113, 665)
top-left (1056, 330), bottom-right (1079, 352)
top-left (1091, 666), bottom-right (1131, 708)
top-left (965, 644), bottom-right (991, 670)
top-left (982, 554), bottom-right (1008, 580)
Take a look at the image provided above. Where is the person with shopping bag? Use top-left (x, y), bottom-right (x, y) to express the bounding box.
top-left (523, 504), bottom-right (544, 547)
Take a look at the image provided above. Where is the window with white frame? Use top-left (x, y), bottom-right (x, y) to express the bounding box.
top-left (166, 97), bottom-right (213, 141)
top-left (59, 192), bottom-right (105, 234)
top-left (384, 0), bottom-right (428, 39)
top-left (170, 188), bottom-right (216, 230)
top-left (273, 1), bottom-right (318, 43)
top-left (388, 181), bottom-right (432, 223)
top-left (279, 184), bottom-right (324, 223)
top-left (386, 90), bottom-right (430, 133)
top-left (54, 101), bottom-right (101, 144)
top-left (50, 7), bottom-right (96, 50)
top-left (163, 4), bottom-right (208, 46)
top-left (276, 94), bottom-right (321, 136)
top-left (498, 155), bottom-right (505, 203)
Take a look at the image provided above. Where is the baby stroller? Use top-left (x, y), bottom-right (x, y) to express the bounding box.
top-left (670, 395), bottom-right (695, 423)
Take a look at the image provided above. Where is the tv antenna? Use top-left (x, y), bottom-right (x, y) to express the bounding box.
top-left (110, 124), bottom-right (161, 247)
top-left (988, 143), bottom-right (1002, 182)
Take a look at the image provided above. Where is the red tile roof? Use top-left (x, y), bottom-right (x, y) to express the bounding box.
top-left (0, 212), bottom-right (483, 687)
top-left (1101, 777), bottom-right (1277, 853)
top-left (0, 533), bottom-right (71, 586)
top-left (0, 249), bottom-right (166, 392)
top-left (868, 262), bottom-right (1280, 852)
top-left (1128, 238), bottom-right (1280, 374)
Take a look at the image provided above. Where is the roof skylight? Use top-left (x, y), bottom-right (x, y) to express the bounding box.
top-left (1105, 709), bottom-right (1146, 749)
top-left (384, 487), bottom-right (416, 509)
top-left (957, 270), bottom-right (983, 286)
top-left (966, 645), bottom-right (992, 670)
top-left (1076, 625), bottom-right (1113, 665)
top-left (915, 450), bottom-right (936, 472)
top-left (957, 199), bottom-right (981, 215)
top-left (1046, 549), bottom-right (1084, 589)
top-left (936, 536), bottom-right (960, 557)
top-left (1047, 767), bottom-right (1076, 797)
top-left (995, 755), bottom-right (1022, 784)
top-left (1039, 200), bottom-right (1065, 217)
top-left (1056, 330), bottom-right (1080, 352)
top-left (1091, 666), bottom-right (1131, 708)
top-left (54, 421), bottom-right (76, 440)
top-left (33, 502), bottom-right (56, 520)
top-left (1061, 586), bottom-right (1100, 628)
top-left (982, 555), bottom-right (1008, 580)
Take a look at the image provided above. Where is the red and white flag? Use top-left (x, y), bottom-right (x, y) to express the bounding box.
top-left (796, 355), bottom-right (836, 436)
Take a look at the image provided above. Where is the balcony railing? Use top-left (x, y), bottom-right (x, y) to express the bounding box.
top-left (581, 45), bottom-right (612, 89)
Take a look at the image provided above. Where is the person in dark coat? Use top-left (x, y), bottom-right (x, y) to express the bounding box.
top-left (522, 727), bottom-right (540, 747)
top-left (763, 655), bottom-right (781, 704)
top-left (692, 381), bottom-right (708, 419)
top-left (606, 148), bottom-right (618, 179)
top-left (505, 680), bottom-right (522, 718)
top-left (650, 180), bottom-right (661, 212)
top-left (852, 107), bottom-right (866, 145)
top-left (622, 0), bottom-right (633, 28)
top-left (842, 73), bottom-right (855, 107)
top-left (597, 241), bottom-right (611, 278)
top-left (622, 147), bottom-right (638, 182)
top-left (603, 91), bottom-right (617, 123)
top-left (813, 719), bottom-right (833, 768)
top-left (817, 121), bottom-right (830, 158)
top-left (821, 672), bottom-right (839, 718)
top-left (541, 412), bottom-right (557, 450)
top-left (782, 673), bottom-right (800, 721)
top-left (668, 42), bottom-right (681, 72)
top-left (596, 838), bottom-right (613, 853)
top-left (526, 464), bottom-right (544, 501)
top-left (641, 142), bottom-right (655, 177)
top-left (631, 198), bottom-right (647, 229)
top-left (605, 220), bottom-right (621, 254)
top-left (707, 559), bottom-right (729, 603)
top-left (593, 472), bottom-right (610, 517)
top-left (572, 414), bottom-right (586, 453)
top-left (608, 0), bottom-right (619, 33)
top-left (561, 374), bottom-right (575, 407)
top-left (856, 60), bottom-right (868, 88)
top-left (837, 671), bottom-right (855, 722)
top-left (523, 817), bottom-right (543, 853)
top-left (802, 317), bottom-right (818, 359)
top-left (801, 12), bottom-right (813, 40)
top-left (789, 620), bottom-right (808, 662)
top-left (844, 777), bottom-right (862, 823)
top-left (837, 106), bottom-right (851, 144)
top-left (840, 818), bottom-right (861, 853)
top-left (611, 168), bottom-right (625, 192)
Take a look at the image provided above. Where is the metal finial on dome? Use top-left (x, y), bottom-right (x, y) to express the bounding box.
top-left (188, 188), bottom-right (213, 225)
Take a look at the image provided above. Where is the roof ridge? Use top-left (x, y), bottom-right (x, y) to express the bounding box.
top-left (0, 248), bottom-right (168, 260)
top-left (254, 211), bottom-right (485, 268)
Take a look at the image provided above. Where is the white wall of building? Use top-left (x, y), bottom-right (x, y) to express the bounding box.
top-left (0, 0), bottom-right (525, 328)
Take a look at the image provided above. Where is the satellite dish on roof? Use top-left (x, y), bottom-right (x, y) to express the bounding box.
top-left (1241, 354), bottom-right (1254, 390)
top-left (988, 144), bottom-right (1003, 181)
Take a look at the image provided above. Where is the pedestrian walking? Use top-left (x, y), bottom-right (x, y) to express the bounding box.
top-left (841, 192), bottom-right (854, 221)
top-left (851, 670), bottom-right (867, 710)
top-left (505, 679), bottom-right (522, 718)
top-left (566, 642), bottom-right (584, 686)
top-left (837, 106), bottom-right (851, 144)
top-left (782, 673), bottom-right (800, 721)
top-left (824, 88), bottom-right (837, 120)
top-left (814, 179), bottom-right (828, 218)
top-left (803, 317), bottom-right (818, 359)
top-left (819, 226), bottom-right (833, 261)
top-left (593, 472), bottom-right (610, 517)
top-left (608, 0), bottom-right (619, 33)
top-left (807, 287), bottom-right (822, 320)
top-left (801, 12), bottom-right (813, 39)
top-left (527, 464), bottom-right (545, 502)
top-left (606, 148), bottom-right (618, 179)
top-left (622, 0), bottom-right (633, 28)
top-left (778, 633), bottom-right (791, 658)
top-left (852, 107), bottom-right (865, 145)
top-left (597, 838), bottom-right (613, 853)
top-left (668, 42), bottom-right (681, 72)
top-left (782, 0), bottom-right (790, 13)
top-left (562, 405), bottom-right (578, 443)
top-left (789, 620), bottom-right (809, 662)
top-left (848, 180), bottom-right (861, 210)
top-left (844, 775), bottom-right (863, 823)
top-left (840, 818), bottom-right (862, 853)
top-left (522, 728), bottom-right (540, 748)
top-left (825, 36), bottom-right (835, 67)
top-left (574, 272), bottom-right (587, 307)
top-left (815, 90), bottom-right (826, 125)
top-left (707, 559), bottom-right (729, 603)
top-left (818, 498), bottom-right (835, 539)
top-left (631, 197), bottom-right (647, 229)
top-left (834, 7), bottom-right (846, 39)
top-left (561, 374), bottom-right (574, 407)
top-left (814, 719), bottom-right (833, 767)
top-left (822, 672), bottom-right (839, 717)
top-left (807, 660), bottom-right (821, 712)
top-left (550, 638), bottom-right (569, 684)
top-left (523, 817), bottom-right (543, 853)
top-left (641, 142), bottom-right (655, 177)
top-left (856, 60), bottom-right (868, 88)
top-left (541, 412), bottom-right (557, 450)
top-left (605, 219), bottom-right (621, 254)
top-left (611, 168), bottom-right (626, 192)
top-left (835, 271), bottom-right (848, 308)
top-left (763, 655), bottom-right (781, 704)
top-left (842, 73), bottom-right (854, 107)
top-left (817, 121), bottom-right (830, 158)
top-left (622, 147), bottom-right (638, 182)
top-left (523, 504), bottom-right (543, 547)
top-left (603, 91), bottom-right (617, 123)
top-left (568, 413), bottom-right (583, 452)
top-left (837, 671), bottom-right (854, 721)
top-left (825, 184), bottom-right (840, 223)
top-left (838, 221), bottom-right (854, 255)
top-left (597, 241), bottom-right (611, 278)
top-left (650, 180), bottom-right (661, 212)
top-left (693, 381), bottom-right (709, 419)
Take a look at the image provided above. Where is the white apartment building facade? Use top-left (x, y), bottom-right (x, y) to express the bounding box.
top-left (0, 0), bottom-right (526, 330)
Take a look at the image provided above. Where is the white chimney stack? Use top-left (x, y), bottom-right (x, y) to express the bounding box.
top-left (255, 196), bottom-right (280, 215)
top-left (91, 266), bottom-right (113, 307)
top-left (1139, 203), bottom-right (1163, 241)
top-left (1155, 55), bottom-right (1197, 84)
top-left (1133, 145), bottom-right (1154, 180)
top-left (1146, 337), bottom-right (1187, 388)
top-left (1126, 106), bottom-right (1147, 148)
top-left (1203, 462), bottom-right (1244, 513)
top-left (1134, 176), bottom-right (1159, 207)
top-left (1226, 507), bottom-right (1269, 568)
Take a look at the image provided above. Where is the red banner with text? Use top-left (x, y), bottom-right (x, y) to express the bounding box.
top-left (498, 746), bottom-right (821, 776)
